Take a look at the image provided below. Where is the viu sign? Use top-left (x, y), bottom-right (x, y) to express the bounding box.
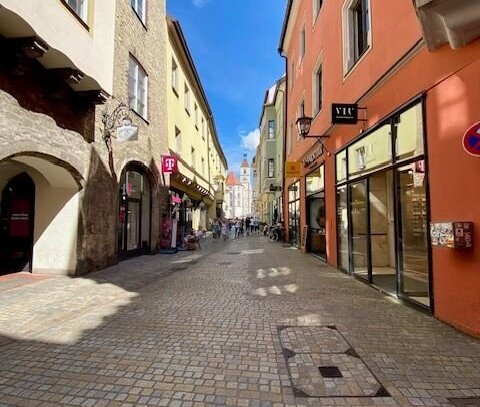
top-left (162, 155), bottom-right (178, 174)
top-left (331, 103), bottom-right (358, 124)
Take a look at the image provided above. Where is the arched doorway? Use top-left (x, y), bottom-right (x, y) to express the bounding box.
top-left (0, 173), bottom-right (35, 275)
top-left (118, 164), bottom-right (152, 258)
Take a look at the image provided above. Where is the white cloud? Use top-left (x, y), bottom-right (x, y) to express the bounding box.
top-left (192, 0), bottom-right (211, 7)
top-left (241, 129), bottom-right (260, 152)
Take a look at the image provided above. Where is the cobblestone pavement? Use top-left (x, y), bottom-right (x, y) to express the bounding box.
top-left (0, 236), bottom-right (479, 407)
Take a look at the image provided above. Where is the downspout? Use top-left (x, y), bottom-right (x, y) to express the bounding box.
top-left (278, 50), bottom-right (288, 238)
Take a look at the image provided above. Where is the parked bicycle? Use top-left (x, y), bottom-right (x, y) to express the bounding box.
top-left (268, 223), bottom-right (284, 242)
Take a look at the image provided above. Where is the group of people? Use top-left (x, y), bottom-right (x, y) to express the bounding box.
top-left (211, 217), bottom-right (260, 241)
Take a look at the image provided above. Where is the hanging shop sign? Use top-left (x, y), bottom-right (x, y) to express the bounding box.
top-left (116, 117), bottom-right (138, 142)
top-left (462, 122), bottom-right (480, 157)
top-left (303, 145), bottom-right (324, 167)
top-left (331, 103), bottom-right (358, 124)
top-left (285, 161), bottom-right (301, 178)
top-left (162, 155), bottom-right (178, 174)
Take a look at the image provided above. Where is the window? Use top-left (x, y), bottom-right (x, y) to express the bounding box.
top-left (191, 147), bottom-right (196, 168)
top-left (314, 65), bottom-right (323, 115)
top-left (268, 120), bottom-right (275, 139)
top-left (172, 59), bottom-right (178, 94)
top-left (300, 27), bottom-right (306, 60)
top-left (202, 118), bottom-right (205, 139)
top-left (175, 127), bottom-right (182, 154)
top-left (128, 56), bottom-right (148, 119)
top-left (131, 0), bottom-right (146, 24)
top-left (344, 0), bottom-right (371, 71)
top-left (314, 0), bottom-right (323, 19)
top-left (268, 159), bottom-right (275, 178)
top-left (64, 0), bottom-right (88, 22)
top-left (184, 84), bottom-right (190, 113)
top-left (201, 158), bottom-right (205, 176)
top-left (194, 103), bottom-right (198, 128)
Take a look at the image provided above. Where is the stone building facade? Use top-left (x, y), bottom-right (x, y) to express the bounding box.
top-left (0, 0), bottom-right (169, 276)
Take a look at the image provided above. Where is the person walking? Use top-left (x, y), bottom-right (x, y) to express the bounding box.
top-left (245, 217), bottom-right (251, 236)
top-left (235, 218), bottom-right (241, 239)
top-left (221, 220), bottom-right (228, 242)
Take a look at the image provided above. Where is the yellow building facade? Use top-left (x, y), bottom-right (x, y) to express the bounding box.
top-left (166, 18), bottom-right (227, 234)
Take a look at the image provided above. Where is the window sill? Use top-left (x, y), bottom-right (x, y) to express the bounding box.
top-left (61, 1), bottom-right (90, 31)
top-left (131, 109), bottom-right (149, 125)
top-left (343, 46), bottom-right (371, 81)
top-left (132, 7), bottom-right (147, 30)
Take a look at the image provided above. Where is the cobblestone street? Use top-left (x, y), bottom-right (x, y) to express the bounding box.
top-left (0, 236), bottom-right (479, 407)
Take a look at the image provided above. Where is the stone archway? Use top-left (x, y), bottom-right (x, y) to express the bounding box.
top-left (0, 153), bottom-right (84, 276)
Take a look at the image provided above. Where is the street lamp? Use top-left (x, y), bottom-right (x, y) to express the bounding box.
top-left (295, 115), bottom-right (330, 155)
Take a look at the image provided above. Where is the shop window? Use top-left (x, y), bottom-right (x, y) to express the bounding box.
top-left (128, 56), bottom-right (148, 119)
top-left (64, 0), bottom-right (88, 22)
top-left (348, 124), bottom-right (390, 178)
top-left (343, 0), bottom-right (371, 72)
top-left (336, 150), bottom-right (347, 183)
top-left (395, 102), bottom-right (424, 161)
top-left (131, 0), bottom-right (146, 24)
top-left (306, 165), bottom-right (325, 195)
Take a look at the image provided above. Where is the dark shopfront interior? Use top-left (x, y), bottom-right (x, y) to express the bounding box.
top-left (306, 165), bottom-right (327, 260)
top-left (336, 100), bottom-right (431, 309)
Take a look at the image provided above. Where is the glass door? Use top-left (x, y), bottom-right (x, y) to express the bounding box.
top-left (127, 200), bottom-right (141, 251)
top-left (397, 162), bottom-right (430, 306)
top-left (370, 170), bottom-right (397, 293)
top-left (307, 192), bottom-right (326, 259)
top-left (349, 180), bottom-right (369, 281)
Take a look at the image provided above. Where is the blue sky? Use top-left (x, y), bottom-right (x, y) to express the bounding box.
top-left (167, 0), bottom-right (287, 175)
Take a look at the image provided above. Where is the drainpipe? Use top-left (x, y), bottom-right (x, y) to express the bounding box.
top-left (278, 50), bottom-right (288, 241)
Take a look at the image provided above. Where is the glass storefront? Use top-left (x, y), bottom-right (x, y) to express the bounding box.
top-left (306, 165), bottom-right (326, 260)
top-left (118, 167), bottom-right (151, 257)
top-left (335, 100), bottom-right (431, 309)
top-left (288, 181), bottom-right (300, 247)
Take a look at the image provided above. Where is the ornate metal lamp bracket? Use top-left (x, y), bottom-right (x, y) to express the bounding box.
top-left (101, 102), bottom-right (130, 148)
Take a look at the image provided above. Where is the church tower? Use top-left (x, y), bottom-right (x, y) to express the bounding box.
top-left (240, 153), bottom-right (251, 216)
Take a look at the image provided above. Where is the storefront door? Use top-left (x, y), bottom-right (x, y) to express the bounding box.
top-left (349, 180), bottom-right (369, 281)
top-left (0, 173), bottom-right (35, 275)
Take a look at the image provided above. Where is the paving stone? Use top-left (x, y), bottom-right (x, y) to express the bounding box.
top-left (0, 236), bottom-right (479, 407)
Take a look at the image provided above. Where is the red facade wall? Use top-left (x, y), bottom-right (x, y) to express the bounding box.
top-left (282, 0), bottom-right (480, 336)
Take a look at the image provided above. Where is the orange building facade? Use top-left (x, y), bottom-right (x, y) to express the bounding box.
top-left (279, 0), bottom-right (480, 337)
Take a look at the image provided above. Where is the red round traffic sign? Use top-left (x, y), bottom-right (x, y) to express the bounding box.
top-left (463, 122), bottom-right (480, 157)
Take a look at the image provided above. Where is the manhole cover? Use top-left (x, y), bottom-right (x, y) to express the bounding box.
top-left (280, 326), bottom-right (350, 354)
top-left (288, 353), bottom-right (382, 398)
top-left (318, 366), bottom-right (342, 378)
top-left (449, 398), bottom-right (480, 407)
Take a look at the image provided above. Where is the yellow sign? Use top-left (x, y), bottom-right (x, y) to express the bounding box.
top-left (285, 161), bottom-right (301, 178)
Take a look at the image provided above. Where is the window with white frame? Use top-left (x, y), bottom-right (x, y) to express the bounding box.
top-left (202, 118), bottom-right (205, 139)
top-left (172, 59), bottom-right (178, 94)
top-left (313, 64), bottom-right (323, 115)
top-left (313, 0), bottom-right (323, 19)
top-left (175, 127), bottom-right (182, 154)
top-left (268, 120), bottom-right (275, 139)
top-left (343, 0), bottom-right (371, 72)
top-left (191, 147), bottom-right (196, 168)
top-left (64, 0), bottom-right (88, 22)
top-left (300, 27), bottom-right (306, 61)
top-left (201, 158), bottom-right (205, 176)
top-left (128, 56), bottom-right (148, 119)
top-left (184, 84), bottom-right (190, 113)
top-left (194, 103), bottom-right (199, 128)
top-left (131, 0), bottom-right (146, 24)
top-left (268, 159), bottom-right (275, 178)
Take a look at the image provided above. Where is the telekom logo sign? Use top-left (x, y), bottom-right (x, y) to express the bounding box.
top-left (161, 155), bottom-right (178, 174)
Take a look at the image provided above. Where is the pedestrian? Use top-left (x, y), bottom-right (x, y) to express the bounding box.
top-left (245, 217), bottom-right (251, 236)
top-left (221, 220), bottom-right (228, 242)
top-left (235, 217), bottom-right (241, 239)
